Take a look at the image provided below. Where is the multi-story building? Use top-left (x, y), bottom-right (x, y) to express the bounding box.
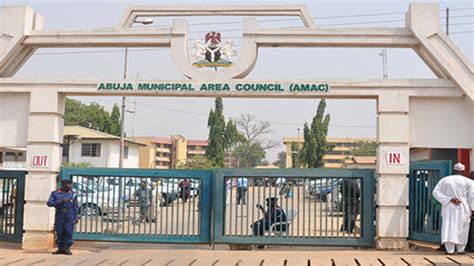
top-left (133, 136), bottom-right (208, 169)
top-left (283, 137), bottom-right (376, 168)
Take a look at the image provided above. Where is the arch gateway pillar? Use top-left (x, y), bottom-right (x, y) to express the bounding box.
top-left (0, 3), bottom-right (472, 250)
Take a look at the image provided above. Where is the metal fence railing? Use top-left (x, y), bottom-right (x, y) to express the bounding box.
top-left (60, 168), bottom-right (375, 247)
top-left (0, 170), bottom-right (25, 242)
top-left (60, 168), bottom-right (212, 243)
top-left (213, 169), bottom-right (375, 247)
top-left (409, 161), bottom-right (451, 243)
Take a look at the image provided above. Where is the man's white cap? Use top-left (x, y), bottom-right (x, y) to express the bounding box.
top-left (454, 163), bottom-right (465, 171)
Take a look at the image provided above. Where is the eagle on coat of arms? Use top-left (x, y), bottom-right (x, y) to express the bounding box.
top-left (192, 31), bottom-right (235, 68)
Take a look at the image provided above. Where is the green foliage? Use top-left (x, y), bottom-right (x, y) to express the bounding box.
top-left (352, 141), bottom-right (377, 156)
top-left (232, 142), bottom-right (266, 168)
top-left (62, 162), bottom-right (93, 168)
top-left (301, 99), bottom-right (332, 168)
top-left (177, 155), bottom-right (216, 169)
top-left (109, 104), bottom-right (121, 136)
top-left (224, 119), bottom-right (245, 151)
top-left (273, 151), bottom-right (287, 168)
top-left (65, 98), bottom-right (121, 136)
top-left (206, 98), bottom-right (226, 167)
top-left (291, 141), bottom-right (301, 168)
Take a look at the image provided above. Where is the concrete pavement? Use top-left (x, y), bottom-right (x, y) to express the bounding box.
top-left (1, 242), bottom-right (474, 265)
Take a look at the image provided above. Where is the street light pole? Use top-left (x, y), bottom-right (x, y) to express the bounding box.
top-left (119, 47), bottom-right (128, 168)
top-left (118, 18), bottom-right (153, 168)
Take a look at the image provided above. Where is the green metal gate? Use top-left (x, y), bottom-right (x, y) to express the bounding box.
top-left (60, 168), bottom-right (212, 243)
top-left (409, 160), bottom-right (451, 243)
top-left (0, 170), bottom-right (26, 242)
top-left (60, 167), bottom-right (375, 247)
top-left (213, 169), bottom-right (375, 247)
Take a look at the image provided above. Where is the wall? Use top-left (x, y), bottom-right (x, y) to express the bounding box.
top-left (69, 139), bottom-right (109, 167)
top-left (107, 141), bottom-right (119, 167)
top-left (0, 93), bottom-right (29, 147)
top-left (410, 98), bottom-right (473, 149)
top-left (410, 148), bottom-right (430, 161)
top-left (123, 143), bottom-right (140, 168)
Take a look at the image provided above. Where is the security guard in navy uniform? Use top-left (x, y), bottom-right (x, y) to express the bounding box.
top-left (47, 179), bottom-right (79, 255)
top-left (251, 197), bottom-right (287, 249)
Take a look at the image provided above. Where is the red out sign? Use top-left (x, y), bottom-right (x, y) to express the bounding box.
top-left (31, 155), bottom-right (48, 167)
top-left (386, 152), bottom-right (405, 165)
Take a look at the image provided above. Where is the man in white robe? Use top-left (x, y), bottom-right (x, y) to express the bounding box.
top-left (433, 163), bottom-right (473, 254)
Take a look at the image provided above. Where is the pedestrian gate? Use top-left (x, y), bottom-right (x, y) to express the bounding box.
top-left (409, 160), bottom-right (451, 243)
top-left (60, 167), bottom-right (374, 247)
top-left (0, 170), bottom-right (26, 242)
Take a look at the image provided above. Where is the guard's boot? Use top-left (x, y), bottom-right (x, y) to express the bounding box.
top-left (52, 249), bottom-right (63, 255)
top-left (63, 249), bottom-right (73, 255)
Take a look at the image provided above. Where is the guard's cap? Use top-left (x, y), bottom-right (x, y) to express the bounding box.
top-left (265, 197), bottom-right (278, 203)
top-left (454, 163), bottom-right (465, 172)
top-left (61, 179), bottom-right (72, 185)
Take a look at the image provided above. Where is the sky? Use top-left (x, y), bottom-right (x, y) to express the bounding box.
top-left (3, 0), bottom-right (473, 162)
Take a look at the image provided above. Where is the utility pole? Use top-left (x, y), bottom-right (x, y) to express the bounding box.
top-left (296, 127), bottom-right (301, 168)
top-left (379, 49), bottom-right (388, 79)
top-left (131, 72), bottom-right (139, 137)
top-left (446, 7), bottom-right (450, 35)
top-left (119, 48), bottom-right (128, 168)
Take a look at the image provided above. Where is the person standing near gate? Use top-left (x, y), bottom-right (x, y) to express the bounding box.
top-left (432, 163), bottom-right (474, 255)
top-left (236, 177), bottom-right (248, 205)
top-left (47, 179), bottom-right (78, 255)
top-left (339, 178), bottom-right (360, 233)
top-left (465, 171), bottom-right (474, 252)
top-left (134, 180), bottom-right (154, 223)
top-left (178, 179), bottom-right (191, 203)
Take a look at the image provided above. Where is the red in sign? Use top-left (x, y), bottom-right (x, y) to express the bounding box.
top-left (387, 152), bottom-right (404, 165)
top-left (31, 155), bottom-right (48, 167)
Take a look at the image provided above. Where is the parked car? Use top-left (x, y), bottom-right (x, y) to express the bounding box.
top-left (304, 178), bottom-right (343, 202)
top-left (158, 179), bottom-right (199, 206)
top-left (72, 180), bottom-right (124, 216)
top-left (101, 177), bottom-right (199, 207)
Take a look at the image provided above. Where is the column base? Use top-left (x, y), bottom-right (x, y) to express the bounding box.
top-left (22, 231), bottom-right (55, 251)
top-left (375, 237), bottom-right (409, 250)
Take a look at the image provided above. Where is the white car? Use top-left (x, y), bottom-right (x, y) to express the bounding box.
top-left (72, 181), bottom-right (124, 216)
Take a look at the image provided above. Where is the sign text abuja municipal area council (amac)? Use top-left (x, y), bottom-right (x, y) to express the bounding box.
top-left (97, 82), bottom-right (331, 94)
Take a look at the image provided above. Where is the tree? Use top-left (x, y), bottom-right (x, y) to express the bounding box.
top-left (291, 141), bottom-right (300, 168)
top-left (206, 98), bottom-right (226, 167)
top-left (273, 151), bottom-right (287, 168)
top-left (224, 119), bottom-right (245, 151)
top-left (232, 142), bottom-right (267, 167)
top-left (301, 99), bottom-right (332, 168)
top-left (352, 141), bottom-right (377, 156)
top-left (177, 155), bottom-right (216, 169)
top-left (232, 114), bottom-right (278, 168)
top-left (64, 98), bottom-right (121, 136)
top-left (109, 104), bottom-right (121, 136)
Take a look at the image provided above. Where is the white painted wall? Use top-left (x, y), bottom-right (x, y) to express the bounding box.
top-left (68, 139), bottom-right (109, 167)
top-left (67, 139), bottom-right (140, 168)
top-left (410, 98), bottom-right (473, 149)
top-left (0, 93), bottom-right (29, 147)
top-left (123, 144), bottom-right (140, 168)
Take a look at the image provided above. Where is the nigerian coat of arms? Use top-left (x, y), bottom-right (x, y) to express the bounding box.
top-left (192, 32), bottom-right (236, 68)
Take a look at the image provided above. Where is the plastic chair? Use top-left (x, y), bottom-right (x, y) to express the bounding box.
top-left (266, 209), bottom-right (298, 237)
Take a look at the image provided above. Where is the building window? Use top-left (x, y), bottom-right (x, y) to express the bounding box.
top-left (81, 143), bottom-right (101, 157)
top-left (62, 144), bottom-right (69, 157)
top-left (124, 146), bottom-right (129, 159)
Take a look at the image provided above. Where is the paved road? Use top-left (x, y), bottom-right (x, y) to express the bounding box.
top-left (1, 242), bottom-right (473, 266)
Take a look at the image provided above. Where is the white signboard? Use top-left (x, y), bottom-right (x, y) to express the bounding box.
top-left (2, 161), bottom-right (27, 170)
top-left (386, 152), bottom-right (405, 165)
